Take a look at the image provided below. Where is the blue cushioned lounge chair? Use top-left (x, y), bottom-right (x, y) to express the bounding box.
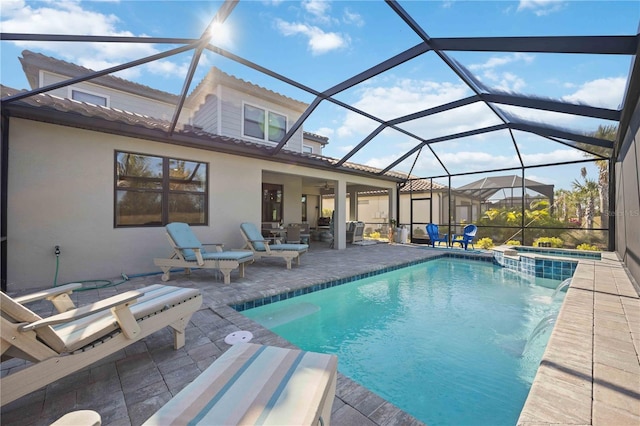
top-left (426, 223), bottom-right (449, 247)
top-left (154, 222), bottom-right (254, 284)
top-left (240, 222), bottom-right (308, 269)
top-left (451, 224), bottom-right (478, 250)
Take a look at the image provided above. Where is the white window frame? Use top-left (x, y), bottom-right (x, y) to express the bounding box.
top-left (69, 87), bottom-right (110, 107)
top-left (303, 145), bottom-right (314, 154)
top-left (242, 102), bottom-right (288, 144)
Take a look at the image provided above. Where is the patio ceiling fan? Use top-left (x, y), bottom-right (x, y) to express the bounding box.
top-left (313, 181), bottom-right (332, 190)
top-left (316, 181), bottom-right (334, 194)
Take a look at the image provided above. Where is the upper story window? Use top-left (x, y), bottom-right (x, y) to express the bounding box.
top-left (71, 89), bottom-right (108, 106)
top-left (115, 151), bottom-right (208, 227)
top-left (243, 103), bottom-right (287, 143)
top-left (303, 145), bottom-right (313, 154)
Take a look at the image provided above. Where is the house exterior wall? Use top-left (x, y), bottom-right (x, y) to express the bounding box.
top-left (217, 85), bottom-right (304, 151)
top-left (6, 118), bottom-right (260, 290)
top-left (192, 93), bottom-right (218, 133)
top-left (302, 138), bottom-right (324, 154)
top-left (615, 95), bottom-right (640, 287)
top-left (6, 118), bottom-right (392, 290)
top-left (40, 70), bottom-right (189, 123)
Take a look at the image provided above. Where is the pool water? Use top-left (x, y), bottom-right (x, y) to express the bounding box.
top-left (242, 258), bottom-right (565, 426)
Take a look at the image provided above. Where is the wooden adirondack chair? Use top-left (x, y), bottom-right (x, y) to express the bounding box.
top-left (1, 283), bottom-right (202, 406)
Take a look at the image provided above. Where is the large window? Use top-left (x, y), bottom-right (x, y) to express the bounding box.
top-left (115, 151), bottom-right (208, 227)
top-left (243, 104), bottom-right (287, 143)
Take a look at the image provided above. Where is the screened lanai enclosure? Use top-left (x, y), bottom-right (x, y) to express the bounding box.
top-left (2, 0), bottom-right (639, 256)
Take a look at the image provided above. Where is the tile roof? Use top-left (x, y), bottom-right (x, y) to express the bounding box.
top-left (400, 178), bottom-right (447, 192)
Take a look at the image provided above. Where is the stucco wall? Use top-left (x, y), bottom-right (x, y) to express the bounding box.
top-left (7, 119), bottom-right (260, 290)
top-left (615, 95), bottom-right (640, 287)
top-left (6, 118), bottom-right (394, 290)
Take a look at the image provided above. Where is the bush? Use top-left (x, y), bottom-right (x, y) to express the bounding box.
top-left (369, 231), bottom-right (381, 239)
top-left (561, 229), bottom-right (607, 250)
top-left (476, 237), bottom-right (494, 249)
top-left (534, 237), bottom-right (563, 248)
top-left (576, 243), bottom-right (598, 251)
top-left (506, 240), bottom-right (520, 246)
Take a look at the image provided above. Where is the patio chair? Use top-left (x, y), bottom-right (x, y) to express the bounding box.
top-left (451, 224), bottom-right (478, 250)
top-left (154, 222), bottom-right (254, 284)
top-left (299, 223), bottom-right (311, 244)
top-left (426, 223), bottom-right (449, 247)
top-left (240, 222), bottom-right (308, 269)
top-left (0, 283), bottom-right (202, 406)
top-left (346, 221), bottom-right (365, 243)
top-left (286, 224), bottom-right (301, 243)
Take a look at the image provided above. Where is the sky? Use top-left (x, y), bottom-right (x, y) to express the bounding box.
top-left (1, 0), bottom-right (639, 191)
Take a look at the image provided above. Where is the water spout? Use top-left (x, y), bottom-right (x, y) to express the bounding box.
top-left (522, 314), bottom-right (557, 356)
top-left (552, 278), bottom-right (572, 299)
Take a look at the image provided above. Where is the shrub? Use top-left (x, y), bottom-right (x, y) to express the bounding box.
top-left (506, 240), bottom-right (520, 246)
top-left (369, 231), bottom-right (381, 239)
top-left (534, 237), bottom-right (563, 248)
top-left (576, 243), bottom-right (598, 251)
top-left (476, 237), bottom-right (494, 249)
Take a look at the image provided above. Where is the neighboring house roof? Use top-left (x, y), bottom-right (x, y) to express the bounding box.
top-left (400, 178), bottom-right (447, 192)
top-left (0, 84), bottom-right (404, 182)
top-left (19, 50), bottom-right (180, 105)
top-left (456, 175), bottom-right (554, 200)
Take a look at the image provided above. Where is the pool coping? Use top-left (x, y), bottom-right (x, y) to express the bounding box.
top-left (517, 252), bottom-right (640, 425)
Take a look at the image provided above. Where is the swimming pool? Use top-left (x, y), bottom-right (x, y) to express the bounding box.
top-left (241, 258), bottom-right (565, 426)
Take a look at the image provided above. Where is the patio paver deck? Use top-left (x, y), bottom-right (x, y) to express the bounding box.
top-left (1, 243), bottom-right (638, 425)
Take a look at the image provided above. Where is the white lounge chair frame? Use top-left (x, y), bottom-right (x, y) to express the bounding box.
top-left (1, 283), bottom-right (202, 406)
top-left (240, 222), bottom-right (308, 269)
top-left (154, 223), bottom-right (254, 284)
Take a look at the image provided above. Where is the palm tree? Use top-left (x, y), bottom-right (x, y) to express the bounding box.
top-left (553, 189), bottom-right (571, 222)
top-left (592, 125), bottom-right (617, 227)
top-left (572, 167), bottom-right (599, 229)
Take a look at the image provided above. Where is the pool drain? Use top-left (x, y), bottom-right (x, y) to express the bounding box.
top-left (224, 330), bottom-right (253, 345)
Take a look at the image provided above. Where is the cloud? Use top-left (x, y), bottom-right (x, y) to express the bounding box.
top-left (521, 149), bottom-right (585, 165)
top-left (303, 0), bottom-right (331, 22)
top-left (313, 126), bottom-right (335, 138)
top-left (342, 8), bottom-right (364, 27)
top-left (562, 77), bottom-right (626, 109)
top-left (1, 0), bottom-right (191, 81)
top-left (517, 0), bottom-right (567, 16)
top-left (468, 53), bottom-right (534, 92)
top-left (334, 78), bottom-right (484, 139)
top-left (469, 53), bottom-right (535, 71)
top-left (275, 19), bottom-right (349, 55)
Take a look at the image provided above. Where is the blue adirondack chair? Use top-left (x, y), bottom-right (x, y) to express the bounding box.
top-left (451, 224), bottom-right (478, 250)
top-left (426, 223), bottom-right (449, 247)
